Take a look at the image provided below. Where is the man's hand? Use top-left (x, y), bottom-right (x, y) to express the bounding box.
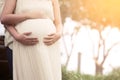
top-left (24, 10), bottom-right (47, 19)
top-left (15, 32), bottom-right (39, 45)
top-left (43, 32), bottom-right (61, 46)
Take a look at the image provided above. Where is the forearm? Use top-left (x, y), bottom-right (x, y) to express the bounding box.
top-left (4, 25), bottom-right (19, 39)
top-left (1, 13), bottom-right (28, 25)
top-left (52, 0), bottom-right (62, 34)
top-left (54, 22), bottom-right (62, 34)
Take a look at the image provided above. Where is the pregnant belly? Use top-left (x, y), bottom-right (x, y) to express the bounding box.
top-left (15, 19), bottom-right (56, 37)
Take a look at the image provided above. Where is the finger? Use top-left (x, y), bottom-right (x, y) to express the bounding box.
top-left (23, 32), bottom-right (32, 36)
top-left (24, 41), bottom-right (38, 45)
top-left (27, 39), bottom-right (39, 44)
top-left (48, 33), bottom-right (55, 36)
top-left (43, 40), bottom-right (55, 46)
top-left (43, 39), bottom-right (53, 43)
top-left (26, 37), bottom-right (39, 41)
top-left (44, 34), bottom-right (55, 39)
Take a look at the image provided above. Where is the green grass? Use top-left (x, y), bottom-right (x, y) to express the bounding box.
top-left (62, 67), bottom-right (120, 80)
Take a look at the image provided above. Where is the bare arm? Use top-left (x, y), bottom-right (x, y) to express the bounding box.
top-left (0, 0), bottom-right (28, 25)
top-left (6, 25), bottom-right (39, 45)
top-left (1, 11), bottom-right (45, 25)
top-left (0, 0), bottom-right (38, 45)
top-left (52, 0), bottom-right (62, 33)
top-left (0, 0), bottom-right (45, 25)
top-left (0, 0), bottom-right (22, 38)
top-left (1, 13), bottom-right (29, 25)
top-left (43, 0), bottom-right (62, 46)
top-left (0, 0), bottom-right (18, 35)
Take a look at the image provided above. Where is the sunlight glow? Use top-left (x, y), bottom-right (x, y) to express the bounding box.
top-left (61, 18), bottom-right (120, 75)
top-left (83, 0), bottom-right (120, 26)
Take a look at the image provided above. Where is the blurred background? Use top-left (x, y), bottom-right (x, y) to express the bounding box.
top-left (59, 0), bottom-right (120, 79)
top-left (1, 0), bottom-right (120, 80)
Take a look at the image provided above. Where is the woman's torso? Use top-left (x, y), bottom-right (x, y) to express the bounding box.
top-left (15, 0), bottom-right (56, 38)
top-left (15, 0), bottom-right (54, 20)
top-left (5, 0), bottom-right (55, 49)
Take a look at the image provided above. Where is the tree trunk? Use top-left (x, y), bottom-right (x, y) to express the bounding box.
top-left (95, 63), bottom-right (103, 75)
top-left (77, 52), bottom-right (81, 73)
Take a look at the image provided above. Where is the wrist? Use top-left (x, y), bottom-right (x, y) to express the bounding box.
top-left (23, 13), bottom-right (30, 19)
top-left (12, 32), bottom-right (20, 40)
top-left (56, 31), bottom-right (62, 39)
top-left (56, 30), bottom-right (62, 34)
top-left (6, 26), bottom-right (20, 40)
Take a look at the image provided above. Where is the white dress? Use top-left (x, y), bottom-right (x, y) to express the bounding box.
top-left (13, 0), bottom-right (61, 80)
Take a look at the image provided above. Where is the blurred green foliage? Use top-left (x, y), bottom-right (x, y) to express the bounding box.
top-left (62, 66), bottom-right (120, 80)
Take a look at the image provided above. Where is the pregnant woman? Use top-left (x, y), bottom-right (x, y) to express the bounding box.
top-left (1, 0), bottom-right (62, 80)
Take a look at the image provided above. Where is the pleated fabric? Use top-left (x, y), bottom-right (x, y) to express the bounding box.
top-left (13, 19), bottom-right (61, 80)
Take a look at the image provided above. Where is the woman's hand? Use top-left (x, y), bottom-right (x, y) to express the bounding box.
top-left (43, 32), bottom-right (61, 46)
top-left (15, 32), bottom-right (39, 45)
